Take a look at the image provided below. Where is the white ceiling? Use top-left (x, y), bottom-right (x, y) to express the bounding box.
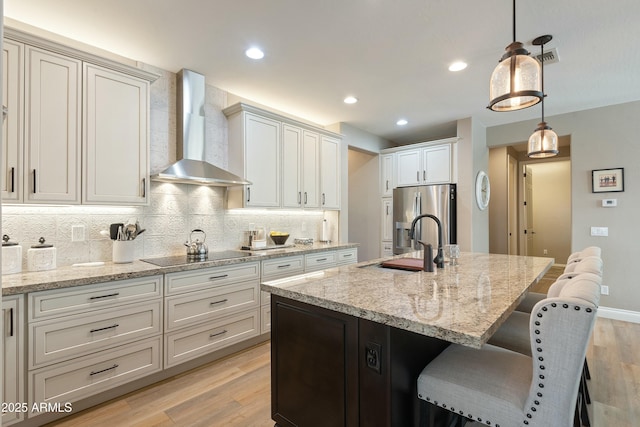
top-left (5, 0), bottom-right (640, 145)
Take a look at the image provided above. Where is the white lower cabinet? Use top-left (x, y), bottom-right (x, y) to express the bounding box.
top-left (336, 247), bottom-right (358, 266)
top-left (30, 336), bottom-right (162, 406)
top-left (3, 295), bottom-right (25, 426)
top-left (305, 251), bottom-right (338, 272)
top-left (26, 276), bottom-right (163, 419)
top-left (164, 262), bottom-right (261, 367)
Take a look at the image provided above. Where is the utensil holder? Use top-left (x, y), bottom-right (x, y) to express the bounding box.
top-left (113, 240), bottom-right (135, 263)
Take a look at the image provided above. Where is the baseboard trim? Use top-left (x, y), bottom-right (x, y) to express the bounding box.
top-left (598, 306), bottom-right (640, 324)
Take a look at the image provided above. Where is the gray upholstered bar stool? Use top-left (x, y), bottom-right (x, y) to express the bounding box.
top-left (417, 277), bottom-right (600, 427)
top-left (567, 246), bottom-right (601, 264)
top-left (516, 255), bottom-right (603, 314)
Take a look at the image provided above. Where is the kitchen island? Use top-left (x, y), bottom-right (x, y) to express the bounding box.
top-left (261, 251), bottom-right (553, 427)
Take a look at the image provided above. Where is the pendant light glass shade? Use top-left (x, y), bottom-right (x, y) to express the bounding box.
top-left (488, 42), bottom-right (542, 111)
top-left (528, 35), bottom-right (558, 158)
top-left (528, 122), bottom-right (558, 158)
top-left (488, 0), bottom-right (543, 112)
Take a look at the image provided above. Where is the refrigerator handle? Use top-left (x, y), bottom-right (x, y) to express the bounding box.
top-left (413, 192), bottom-right (422, 250)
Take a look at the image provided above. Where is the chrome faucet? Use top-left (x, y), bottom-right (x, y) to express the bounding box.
top-left (408, 214), bottom-right (445, 270)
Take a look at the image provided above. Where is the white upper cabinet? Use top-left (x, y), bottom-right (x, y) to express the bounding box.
top-left (83, 63), bottom-right (149, 205)
top-left (227, 111), bottom-right (281, 208)
top-left (2, 27), bottom-right (158, 206)
top-left (396, 143), bottom-right (451, 187)
top-left (25, 46), bottom-right (82, 204)
top-left (225, 103), bottom-right (341, 210)
top-left (380, 153), bottom-right (394, 197)
top-left (320, 135), bottom-right (340, 210)
top-left (2, 39), bottom-right (23, 202)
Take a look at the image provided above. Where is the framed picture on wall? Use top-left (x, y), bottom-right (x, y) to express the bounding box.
top-left (592, 168), bottom-right (624, 193)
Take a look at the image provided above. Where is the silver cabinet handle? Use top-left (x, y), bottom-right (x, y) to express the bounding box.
top-left (423, 170), bottom-right (426, 181)
top-left (209, 329), bottom-right (228, 338)
top-left (298, 191), bottom-right (301, 204)
top-left (343, 253), bottom-right (353, 257)
top-left (416, 171), bottom-right (420, 181)
top-left (386, 180), bottom-right (389, 190)
top-left (322, 193), bottom-right (326, 205)
top-left (90, 364), bottom-right (119, 376)
top-left (90, 324), bottom-right (119, 333)
top-left (142, 178), bottom-right (146, 198)
top-left (316, 258), bottom-right (327, 262)
top-left (247, 187), bottom-right (251, 203)
top-left (209, 274), bottom-right (229, 280)
top-left (210, 299), bottom-right (228, 306)
top-left (304, 192), bottom-right (308, 204)
top-left (277, 264), bottom-right (291, 269)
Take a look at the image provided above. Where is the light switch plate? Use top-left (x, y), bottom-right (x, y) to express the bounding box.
top-left (590, 226), bottom-right (608, 237)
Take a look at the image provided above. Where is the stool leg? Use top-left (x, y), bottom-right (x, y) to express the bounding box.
top-left (584, 358), bottom-right (591, 380)
top-left (582, 369), bottom-right (591, 404)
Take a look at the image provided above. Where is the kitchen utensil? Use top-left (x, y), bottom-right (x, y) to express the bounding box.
top-left (2, 235), bottom-right (22, 275)
top-left (110, 223), bottom-right (124, 240)
top-left (100, 230), bottom-right (111, 238)
top-left (27, 237), bottom-right (57, 272)
top-left (184, 229), bottom-right (208, 259)
top-left (125, 223), bottom-right (137, 240)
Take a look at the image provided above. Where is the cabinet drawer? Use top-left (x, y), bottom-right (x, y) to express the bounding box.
top-left (165, 262), bottom-right (260, 295)
top-left (29, 275), bottom-right (162, 321)
top-left (30, 336), bottom-right (161, 407)
top-left (262, 255), bottom-right (304, 280)
top-left (165, 281), bottom-right (259, 331)
top-left (165, 310), bottom-right (259, 367)
top-left (305, 251), bottom-right (337, 272)
top-left (30, 300), bottom-right (162, 368)
top-left (336, 248), bottom-right (358, 265)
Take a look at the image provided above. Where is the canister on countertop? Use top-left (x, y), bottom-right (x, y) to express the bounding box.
top-left (27, 237), bottom-right (57, 272)
top-left (2, 234), bottom-right (22, 275)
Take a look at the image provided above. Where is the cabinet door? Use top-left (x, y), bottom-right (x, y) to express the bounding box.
top-left (302, 130), bottom-right (320, 208)
top-left (282, 124), bottom-right (302, 208)
top-left (380, 153), bottom-right (394, 197)
top-left (83, 63), bottom-right (149, 204)
top-left (245, 113), bottom-right (280, 207)
top-left (381, 198), bottom-right (393, 241)
top-left (2, 39), bottom-right (24, 202)
top-left (24, 46), bottom-right (81, 204)
top-left (395, 149), bottom-right (421, 187)
top-left (422, 144), bottom-right (451, 184)
top-left (3, 295), bottom-right (25, 426)
top-left (320, 135), bottom-right (340, 209)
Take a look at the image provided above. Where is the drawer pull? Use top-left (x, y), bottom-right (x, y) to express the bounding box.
top-left (209, 274), bottom-right (229, 280)
top-left (90, 324), bottom-right (119, 333)
top-left (316, 258), bottom-right (327, 262)
top-left (343, 253), bottom-right (353, 257)
top-left (90, 364), bottom-right (119, 376)
top-left (89, 293), bottom-right (120, 300)
top-left (209, 329), bottom-right (228, 338)
top-left (210, 299), bottom-right (228, 306)
top-left (277, 264), bottom-right (291, 269)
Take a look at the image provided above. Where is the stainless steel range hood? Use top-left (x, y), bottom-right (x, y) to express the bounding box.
top-left (151, 69), bottom-right (251, 186)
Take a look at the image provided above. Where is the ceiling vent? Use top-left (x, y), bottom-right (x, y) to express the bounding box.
top-left (534, 47), bottom-right (560, 65)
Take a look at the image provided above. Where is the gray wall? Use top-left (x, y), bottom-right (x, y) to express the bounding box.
top-left (487, 100), bottom-right (640, 312)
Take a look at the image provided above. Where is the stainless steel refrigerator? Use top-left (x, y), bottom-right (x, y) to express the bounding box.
top-left (393, 184), bottom-right (456, 255)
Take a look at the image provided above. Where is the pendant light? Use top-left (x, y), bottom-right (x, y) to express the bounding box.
top-left (488, 0), bottom-right (543, 112)
top-left (528, 35), bottom-right (559, 158)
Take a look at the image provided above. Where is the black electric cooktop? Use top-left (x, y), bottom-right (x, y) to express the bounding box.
top-left (141, 251), bottom-right (253, 267)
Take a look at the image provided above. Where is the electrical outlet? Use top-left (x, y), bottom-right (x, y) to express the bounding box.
top-left (71, 225), bottom-right (86, 242)
top-left (365, 342), bottom-right (382, 374)
top-left (543, 249), bottom-right (548, 255)
top-left (601, 285), bottom-right (609, 295)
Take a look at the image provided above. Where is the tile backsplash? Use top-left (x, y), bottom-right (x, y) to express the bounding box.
top-left (1, 62), bottom-right (338, 269)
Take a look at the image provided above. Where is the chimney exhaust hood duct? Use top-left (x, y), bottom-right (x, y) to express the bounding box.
top-left (151, 69), bottom-right (251, 186)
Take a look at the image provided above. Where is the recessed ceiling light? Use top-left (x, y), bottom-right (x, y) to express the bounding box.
top-left (396, 119), bottom-right (408, 126)
top-left (448, 61), bottom-right (468, 72)
top-left (343, 96), bottom-right (358, 104)
top-left (245, 47), bottom-right (265, 60)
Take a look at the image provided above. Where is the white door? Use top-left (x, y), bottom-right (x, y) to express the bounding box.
top-left (281, 124), bottom-right (302, 208)
top-left (302, 130), bottom-right (320, 208)
top-left (244, 113), bottom-right (280, 207)
top-left (24, 46), bottom-right (81, 204)
top-left (396, 149), bottom-right (421, 187)
top-left (320, 136), bottom-right (340, 209)
top-left (522, 166), bottom-right (534, 256)
top-left (508, 155), bottom-right (518, 255)
top-left (2, 40), bottom-right (23, 202)
top-left (83, 63), bottom-right (149, 205)
top-left (422, 145), bottom-right (451, 184)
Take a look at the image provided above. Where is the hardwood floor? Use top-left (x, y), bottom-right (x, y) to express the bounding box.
top-left (47, 265), bottom-right (639, 427)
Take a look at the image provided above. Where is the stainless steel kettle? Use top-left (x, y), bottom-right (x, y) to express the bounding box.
top-left (184, 229), bottom-right (208, 259)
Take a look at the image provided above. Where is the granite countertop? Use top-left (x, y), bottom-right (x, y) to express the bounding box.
top-left (261, 251), bottom-right (554, 348)
top-left (1, 242), bottom-right (358, 296)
